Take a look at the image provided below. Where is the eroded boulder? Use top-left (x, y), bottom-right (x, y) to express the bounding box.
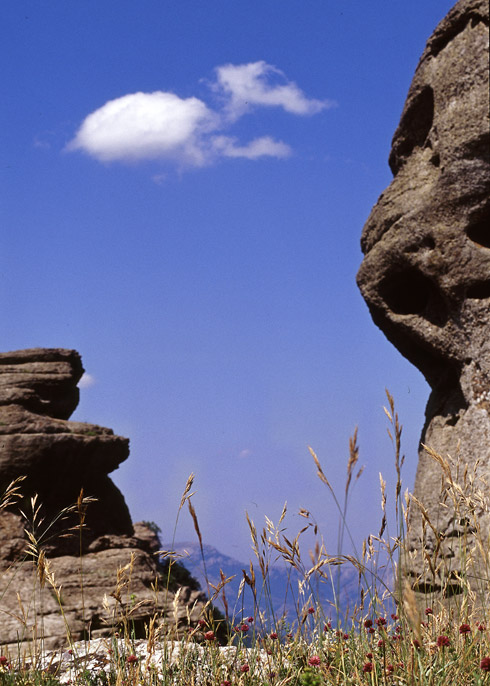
top-left (0, 348), bottom-right (207, 651)
top-left (357, 0), bottom-right (490, 601)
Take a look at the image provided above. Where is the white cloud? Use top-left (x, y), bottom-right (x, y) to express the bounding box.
top-left (214, 61), bottom-right (329, 118)
top-left (67, 91), bottom-right (216, 164)
top-left (66, 62), bottom-right (330, 170)
top-left (212, 135), bottom-right (291, 159)
top-left (238, 449), bottom-right (252, 459)
top-left (78, 372), bottom-right (96, 389)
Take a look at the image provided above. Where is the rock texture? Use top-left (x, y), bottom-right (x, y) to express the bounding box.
top-left (0, 349), bottom-right (206, 651)
top-left (357, 0), bottom-right (489, 601)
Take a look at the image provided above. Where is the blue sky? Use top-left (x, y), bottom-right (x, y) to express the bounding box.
top-left (2, 1), bottom-right (455, 562)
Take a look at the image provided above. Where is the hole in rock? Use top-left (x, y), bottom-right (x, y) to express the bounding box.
top-left (389, 86), bottom-right (434, 173)
top-left (467, 220), bottom-right (490, 248)
top-left (467, 281), bottom-right (490, 299)
top-left (379, 267), bottom-right (433, 315)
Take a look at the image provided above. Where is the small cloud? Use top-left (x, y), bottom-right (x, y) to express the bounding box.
top-left (34, 131), bottom-right (56, 150)
top-left (212, 135), bottom-right (291, 159)
top-left (66, 91), bottom-right (216, 164)
top-left (214, 61), bottom-right (330, 118)
top-left (78, 373), bottom-right (96, 389)
top-left (152, 172), bottom-right (168, 185)
top-left (238, 449), bottom-right (252, 459)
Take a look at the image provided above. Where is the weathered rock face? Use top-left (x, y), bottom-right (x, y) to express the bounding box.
top-left (357, 0), bottom-right (489, 600)
top-left (0, 349), bottom-right (206, 651)
top-left (0, 348), bottom-right (133, 555)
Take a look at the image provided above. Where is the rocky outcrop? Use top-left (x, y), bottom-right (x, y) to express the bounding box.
top-left (0, 348), bottom-right (206, 651)
top-left (357, 0), bottom-right (489, 601)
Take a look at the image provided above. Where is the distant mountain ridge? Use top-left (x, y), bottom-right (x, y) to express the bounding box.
top-left (169, 541), bottom-right (367, 627)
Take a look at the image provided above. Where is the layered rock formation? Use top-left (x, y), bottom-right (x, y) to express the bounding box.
top-left (357, 0), bottom-right (489, 601)
top-left (0, 348), bottom-right (206, 651)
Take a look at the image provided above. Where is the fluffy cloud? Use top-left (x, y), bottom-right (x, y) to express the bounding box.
top-left (78, 372), bottom-right (96, 389)
top-left (67, 92), bottom-right (215, 164)
top-left (67, 62), bottom-right (329, 169)
top-left (215, 61), bottom-right (329, 118)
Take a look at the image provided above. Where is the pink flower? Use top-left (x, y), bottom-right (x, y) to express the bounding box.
top-left (478, 624), bottom-right (486, 632)
top-left (0, 657), bottom-right (8, 667)
top-left (364, 619), bottom-right (373, 628)
top-left (220, 682), bottom-right (232, 686)
top-left (270, 632), bottom-right (278, 640)
top-left (240, 623), bottom-right (250, 633)
top-left (481, 657), bottom-right (490, 672)
top-left (307, 606), bottom-right (315, 614)
top-left (425, 607), bottom-right (433, 615)
top-left (126, 654), bottom-right (138, 664)
top-left (376, 617), bottom-right (386, 627)
top-left (391, 613), bottom-right (399, 621)
top-left (240, 664), bottom-right (249, 673)
top-left (308, 655), bottom-right (321, 666)
top-left (437, 635), bottom-right (450, 648)
top-left (362, 662), bottom-right (373, 673)
top-left (204, 631), bottom-right (215, 641)
top-left (247, 616), bottom-right (254, 623)
top-left (459, 623), bottom-right (471, 635)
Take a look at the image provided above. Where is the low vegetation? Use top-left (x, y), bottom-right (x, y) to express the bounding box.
top-left (1, 392), bottom-right (490, 685)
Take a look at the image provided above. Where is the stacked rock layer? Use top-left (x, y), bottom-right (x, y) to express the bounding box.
top-left (357, 0), bottom-right (490, 602)
top-left (0, 348), bottom-right (205, 651)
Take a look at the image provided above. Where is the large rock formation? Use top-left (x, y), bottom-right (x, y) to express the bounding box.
top-left (0, 348), bottom-right (206, 651)
top-left (357, 0), bottom-right (489, 601)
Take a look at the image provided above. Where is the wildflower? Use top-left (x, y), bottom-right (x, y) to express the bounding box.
top-left (459, 623), bottom-right (471, 635)
top-left (386, 664), bottom-right (394, 674)
top-left (126, 655), bottom-right (138, 664)
top-left (324, 622), bottom-right (331, 631)
top-left (364, 619), bottom-right (373, 628)
top-left (270, 632), bottom-right (278, 640)
top-left (240, 623), bottom-right (250, 633)
top-left (343, 633), bottom-right (349, 640)
top-left (368, 627), bottom-right (375, 634)
top-left (204, 631), bottom-right (215, 641)
top-left (0, 657), bottom-right (8, 667)
top-left (391, 613), bottom-right (399, 621)
top-left (377, 639), bottom-right (384, 648)
top-left (376, 617), bottom-right (386, 627)
top-left (478, 624), bottom-right (486, 632)
top-left (308, 656), bottom-right (321, 666)
top-left (308, 606), bottom-right (315, 614)
top-left (480, 657), bottom-right (490, 672)
top-left (425, 607), bottom-right (433, 616)
top-left (362, 662), bottom-right (373, 673)
top-left (220, 682), bottom-right (232, 686)
top-left (413, 639), bottom-right (421, 649)
top-left (437, 635), bottom-right (450, 648)
top-left (366, 653), bottom-right (373, 659)
top-left (240, 664), bottom-right (250, 673)
top-left (247, 616), bottom-right (254, 623)
top-left (198, 619), bottom-right (207, 627)
top-left (286, 632), bottom-right (293, 640)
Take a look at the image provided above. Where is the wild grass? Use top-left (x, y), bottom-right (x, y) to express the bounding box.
top-left (1, 392), bottom-right (490, 685)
